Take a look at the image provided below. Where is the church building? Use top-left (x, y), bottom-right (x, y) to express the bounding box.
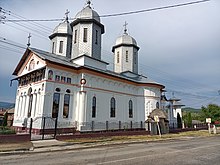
top-left (12, 1), bottom-right (166, 133)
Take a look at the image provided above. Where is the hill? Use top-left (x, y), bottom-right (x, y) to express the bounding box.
top-left (0, 102), bottom-right (15, 109)
top-left (182, 107), bottom-right (201, 113)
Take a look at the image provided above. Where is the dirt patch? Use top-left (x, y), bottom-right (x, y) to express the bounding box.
top-left (0, 142), bottom-right (33, 152)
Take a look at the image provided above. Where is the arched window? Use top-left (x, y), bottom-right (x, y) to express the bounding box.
top-left (63, 91), bottom-right (70, 118)
top-left (59, 41), bottom-right (63, 53)
top-left (129, 100), bottom-right (133, 118)
top-left (156, 102), bottom-right (159, 109)
top-left (117, 52), bottom-right (120, 63)
top-left (52, 88), bottom-right (60, 118)
top-left (126, 51), bottom-right (128, 62)
top-left (28, 59), bottom-right (35, 71)
top-left (92, 96), bottom-right (96, 118)
top-left (110, 97), bottom-right (116, 118)
top-left (27, 88), bottom-right (33, 118)
top-left (48, 70), bottom-right (53, 80)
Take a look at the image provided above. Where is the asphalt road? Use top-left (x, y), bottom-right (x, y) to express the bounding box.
top-left (0, 136), bottom-right (220, 165)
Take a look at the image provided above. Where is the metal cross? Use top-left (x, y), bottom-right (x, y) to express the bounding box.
top-left (27, 33), bottom-right (31, 47)
top-left (86, 0), bottom-right (91, 7)
top-left (65, 9), bottom-right (70, 21)
top-left (123, 21), bottom-right (128, 34)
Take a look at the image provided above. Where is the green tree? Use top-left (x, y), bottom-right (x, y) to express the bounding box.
top-left (177, 113), bottom-right (182, 128)
top-left (3, 112), bottom-right (8, 127)
top-left (200, 104), bottom-right (220, 123)
top-left (187, 112), bottom-right (192, 128)
top-left (182, 112), bottom-right (192, 128)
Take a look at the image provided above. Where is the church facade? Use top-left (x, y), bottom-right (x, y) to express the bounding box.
top-left (12, 1), bottom-right (166, 133)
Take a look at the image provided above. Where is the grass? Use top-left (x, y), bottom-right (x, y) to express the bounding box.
top-left (65, 130), bottom-right (214, 144)
top-left (0, 127), bottom-right (16, 135)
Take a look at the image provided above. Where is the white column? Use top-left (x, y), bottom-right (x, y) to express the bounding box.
top-left (14, 96), bottom-right (20, 118)
top-left (24, 96), bottom-right (30, 118)
top-left (18, 96), bottom-right (23, 117)
top-left (68, 94), bottom-right (74, 120)
top-left (36, 92), bottom-right (41, 116)
top-left (31, 94), bottom-right (37, 118)
top-left (58, 93), bottom-right (64, 119)
top-left (22, 96), bottom-right (27, 117)
top-left (78, 91), bottom-right (87, 128)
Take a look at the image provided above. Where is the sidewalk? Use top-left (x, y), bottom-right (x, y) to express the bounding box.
top-left (0, 137), bottom-right (195, 155)
top-left (0, 130), bottom-right (216, 155)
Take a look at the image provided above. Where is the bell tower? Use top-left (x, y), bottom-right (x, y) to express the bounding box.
top-left (71, 1), bottom-right (105, 60)
top-left (49, 10), bottom-right (72, 58)
top-left (112, 22), bottom-right (140, 74)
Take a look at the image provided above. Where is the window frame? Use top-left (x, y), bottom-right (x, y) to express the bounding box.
top-left (74, 29), bottom-right (77, 44)
top-left (59, 41), bottom-right (64, 53)
top-left (92, 96), bottom-right (96, 118)
top-left (110, 97), bottom-right (116, 118)
top-left (83, 28), bottom-right (88, 42)
top-left (52, 89), bottom-right (60, 118)
top-left (126, 50), bottom-right (128, 62)
top-left (129, 100), bottom-right (133, 118)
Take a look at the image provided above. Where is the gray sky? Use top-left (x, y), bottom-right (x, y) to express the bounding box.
top-left (0, 0), bottom-right (219, 108)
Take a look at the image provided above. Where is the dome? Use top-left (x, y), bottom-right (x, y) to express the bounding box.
top-left (115, 33), bottom-right (137, 46)
top-left (75, 5), bottom-right (100, 22)
top-left (53, 21), bottom-right (72, 35)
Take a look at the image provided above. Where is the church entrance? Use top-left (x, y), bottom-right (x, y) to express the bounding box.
top-left (29, 117), bottom-right (58, 140)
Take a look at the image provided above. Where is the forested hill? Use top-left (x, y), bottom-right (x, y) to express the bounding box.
top-left (182, 107), bottom-right (201, 112)
top-left (0, 102), bottom-right (15, 109)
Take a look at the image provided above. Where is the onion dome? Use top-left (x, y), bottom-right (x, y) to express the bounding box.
top-left (75, 1), bottom-right (100, 22)
top-left (49, 11), bottom-right (72, 39)
top-left (112, 25), bottom-right (139, 52)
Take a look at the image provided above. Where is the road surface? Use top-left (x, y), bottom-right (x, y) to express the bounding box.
top-left (0, 136), bottom-right (220, 165)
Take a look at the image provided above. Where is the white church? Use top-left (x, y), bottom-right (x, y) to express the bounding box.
top-left (12, 1), bottom-right (182, 133)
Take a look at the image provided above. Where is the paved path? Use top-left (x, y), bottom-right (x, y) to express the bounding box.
top-left (0, 136), bottom-right (220, 165)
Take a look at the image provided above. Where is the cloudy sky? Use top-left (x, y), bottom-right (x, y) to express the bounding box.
top-left (0, 0), bottom-right (219, 108)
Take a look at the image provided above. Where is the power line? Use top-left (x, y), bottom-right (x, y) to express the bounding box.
top-left (0, 40), bottom-right (26, 49)
top-left (2, 0), bottom-right (210, 22)
top-left (100, 0), bottom-right (210, 18)
top-left (0, 44), bottom-right (23, 54)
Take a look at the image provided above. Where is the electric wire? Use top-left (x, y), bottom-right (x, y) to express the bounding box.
top-left (1, 0), bottom-right (210, 22)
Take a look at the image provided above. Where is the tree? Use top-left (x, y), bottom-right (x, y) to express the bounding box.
top-left (3, 112), bottom-right (8, 127)
top-left (177, 113), bottom-right (182, 128)
top-left (200, 104), bottom-right (220, 123)
top-left (182, 112), bottom-right (192, 128)
top-left (187, 112), bottom-right (192, 128)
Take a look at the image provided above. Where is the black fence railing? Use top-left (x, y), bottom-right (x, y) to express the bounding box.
top-left (169, 122), bottom-right (208, 130)
top-left (75, 121), bottom-right (145, 132)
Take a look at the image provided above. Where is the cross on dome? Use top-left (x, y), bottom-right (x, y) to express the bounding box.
top-left (27, 33), bottom-right (31, 47)
top-left (86, 0), bottom-right (91, 7)
top-left (65, 9), bottom-right (70, 21)
top-left (123, 21), bottom-right (128, 34)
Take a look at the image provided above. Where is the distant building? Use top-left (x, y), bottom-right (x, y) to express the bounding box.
top-left (167, 94), bottom-right (185, 128)
top-left (12, 1), bottom-right (166, 133)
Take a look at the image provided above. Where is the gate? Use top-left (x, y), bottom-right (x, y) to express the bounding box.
top-left (29, 117), bottom-right (58, 140)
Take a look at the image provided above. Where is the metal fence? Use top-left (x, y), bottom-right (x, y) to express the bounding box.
top-left (74, 121), bottom-right (145, 132)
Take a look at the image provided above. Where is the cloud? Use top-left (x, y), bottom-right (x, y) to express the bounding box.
top-left (0, 0), bottom-right (219, 108)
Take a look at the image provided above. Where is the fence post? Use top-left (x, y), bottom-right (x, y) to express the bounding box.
top-left (130, 121), bottom-right (133, 130)
top-left (91, 121), bottom-right (94, 132)
top-left (42, 117), bottom-right (46, 140)
top-left (141, 121), bottom-right (143, 129)
top-left (119, 121), bottom-right (121, 130)
top-left (29, 118), bottom-right (33, 136)
top-left (54, 117), bottom-right (58, 138)
top-left (106, 121), bottom-right (108, 131)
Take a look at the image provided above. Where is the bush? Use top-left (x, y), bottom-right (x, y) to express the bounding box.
top-left (0, 127), bottom-right (16, 135)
